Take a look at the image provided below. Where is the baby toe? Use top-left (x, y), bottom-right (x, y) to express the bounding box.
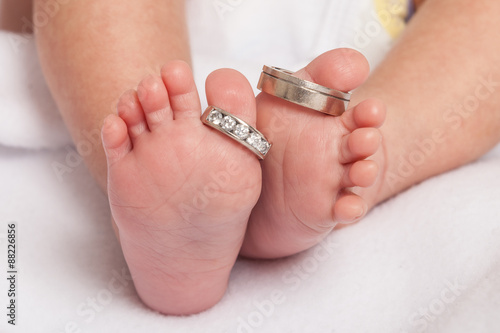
top-left (136, 75), bottom-right (172, 130)
top-left (342, 98), bottom-right (387, 131)
top-left (101, 114), bottom-right (132, 166)
top-left (161, 61), bottom-right (201, 120)
top-left (206, 69), bottom-right (256, 125)
top-left (342, 160), bottom-right (379, 188)
top-left (340, 128), bottom-right (382, 164)
top-left (117, 89), bottom-right (148, 139)
top-left (333, 193), bottom-right (366, 223)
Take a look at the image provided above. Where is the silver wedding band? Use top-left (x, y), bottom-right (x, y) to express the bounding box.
top-left (201, 106), bottom-right (272, 160)
top-left (257, 65), bottom-right (351, 116)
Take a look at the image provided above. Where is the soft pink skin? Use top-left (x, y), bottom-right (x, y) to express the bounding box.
top-left (241, 49), bottom-right (386, 259)
top-left (33, 0), bottom-right (500, 315)
top-left (101, 51), bottom-right (385, 313)
top-left (102, 62), bottom-right (262, 314)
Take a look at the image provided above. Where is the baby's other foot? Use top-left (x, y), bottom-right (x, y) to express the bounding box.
top-left (101, 61), bottom-right (261, 314)
top-left (241, 49), bottom-right (386, 258)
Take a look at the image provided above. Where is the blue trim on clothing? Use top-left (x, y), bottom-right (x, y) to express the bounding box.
top-left (406, 0), bottom-right (415, 22)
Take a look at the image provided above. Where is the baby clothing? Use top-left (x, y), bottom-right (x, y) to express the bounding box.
top-left (186, 0), bottom-right (414, 104)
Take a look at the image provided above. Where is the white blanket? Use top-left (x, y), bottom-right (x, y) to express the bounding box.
top-left (1, 1), bottom-right (499, 332)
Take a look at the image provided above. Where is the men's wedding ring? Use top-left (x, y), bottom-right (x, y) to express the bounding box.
top-left (257, 65), bottom-right (351, 116)
top-left (201, 106), bottom-right (272, 160)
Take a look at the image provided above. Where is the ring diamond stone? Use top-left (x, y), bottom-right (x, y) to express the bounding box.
top-left (201, 106), bottom-right (272, 159)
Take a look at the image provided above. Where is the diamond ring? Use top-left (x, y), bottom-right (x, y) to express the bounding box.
top-left (257, 65), bottom-right (351, 116)
top-left (201, 106), bottom-right (272, 160)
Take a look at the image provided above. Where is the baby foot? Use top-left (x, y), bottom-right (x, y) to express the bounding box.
top-left (240, 49), bottom-right (386, 258)
top-left (101, 61), bottom-right (261, 314)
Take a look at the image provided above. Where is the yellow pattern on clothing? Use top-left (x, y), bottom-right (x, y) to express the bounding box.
top-left (373, 0), bottom-right (409, 39)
